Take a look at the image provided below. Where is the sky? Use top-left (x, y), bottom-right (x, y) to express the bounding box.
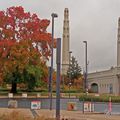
top-left (0, 0), bottom-right (120, 72)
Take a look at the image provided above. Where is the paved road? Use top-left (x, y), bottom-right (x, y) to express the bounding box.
top-left (0, 98), bottom-right (120, 113)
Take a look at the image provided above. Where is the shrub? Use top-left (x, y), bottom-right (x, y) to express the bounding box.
top-left (0, 111), bottom-right (55, 120)
top-left (79, 94), bottom-right (120, 103)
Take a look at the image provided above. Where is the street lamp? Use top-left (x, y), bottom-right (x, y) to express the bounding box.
top-left (49, 13), bottom-right (58, 110)
top-left (83, 41), bottom-right (88, 94)
top-left (69, 51), bottom-right (72, 98)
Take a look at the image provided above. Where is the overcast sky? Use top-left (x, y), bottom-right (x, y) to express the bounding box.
top-left (1, 0), bottom-right (120, 72)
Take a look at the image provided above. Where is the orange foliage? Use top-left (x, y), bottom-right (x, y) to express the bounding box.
top-left (0, 6), bottom-right (52, 83)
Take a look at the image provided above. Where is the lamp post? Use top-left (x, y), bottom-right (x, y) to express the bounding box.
top-left (83, 41), bottom-right (88, 94)
top-left (69, 51), bottom-right (72, 98)
top-left (49, 13), bottom-right (58, 110)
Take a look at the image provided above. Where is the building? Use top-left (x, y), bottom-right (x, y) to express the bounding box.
top-left (61, 8), bottom-right (120, 95)
top-left (87, 18), bottom-right (120, 95)
top-left (62, 8), bottom-right (70, 75)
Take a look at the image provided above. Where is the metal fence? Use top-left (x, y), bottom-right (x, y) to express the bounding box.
top-left (0, 98), bottom-right (120, 114)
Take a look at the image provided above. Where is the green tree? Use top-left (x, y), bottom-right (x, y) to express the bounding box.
top-left (4, 40), bottom-right (49, 93)
top-left (23, 65), bottom-right (43, 91)
top-left (67, 56), bottom-right (82, 84)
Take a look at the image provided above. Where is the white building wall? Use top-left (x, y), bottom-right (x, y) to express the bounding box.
top-left (88, 67), bottom-right (120, 95)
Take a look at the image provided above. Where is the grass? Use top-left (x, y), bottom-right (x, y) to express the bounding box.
top-left (0, 88), bottom-right (82, 97)
top-left (1, 88), bottom-right (120, 103)
top-left (0, 110), bottom-right (70, 120)
top-left (0, 111), bottom-right (55, 120)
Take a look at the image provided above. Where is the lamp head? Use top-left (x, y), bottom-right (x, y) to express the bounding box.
top-left (69, 51), bottom-right (72, 54)
top-left (51, 13), bottom-right (58, 18)
top-left (83, 41), bottom-right (87, 43)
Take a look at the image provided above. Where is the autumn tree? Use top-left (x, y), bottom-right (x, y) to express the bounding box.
top-left (0, 6), bottom-right (52, 93)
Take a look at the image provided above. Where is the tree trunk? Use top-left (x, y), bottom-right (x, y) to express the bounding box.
top-left (10, 82), bottom-right (17, 93)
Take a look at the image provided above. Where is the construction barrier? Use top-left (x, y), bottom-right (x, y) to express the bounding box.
top-left (67, 102), bottom-right (77, 111)
top-left (84, 102), bottom-right (94, 112)
top-left (8, 93), bottom-right (13, 98)
top-left (31, 101), bottom-right (41, 109)
top-left (22, 93), bottom-right (27, 98)
top-left (8, 100), bottom-right (17, 108)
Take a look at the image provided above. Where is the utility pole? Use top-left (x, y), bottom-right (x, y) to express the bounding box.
top-left (56, 38), bottom-right (61, 120)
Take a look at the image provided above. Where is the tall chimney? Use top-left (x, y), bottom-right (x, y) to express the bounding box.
top-left (62, 8), bottom-right (70, 74)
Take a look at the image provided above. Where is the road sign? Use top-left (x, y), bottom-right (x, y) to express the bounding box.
top-left (31, 101), bottom-right (41, 110)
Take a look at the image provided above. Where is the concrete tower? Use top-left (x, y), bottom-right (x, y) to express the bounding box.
top-left (62, 8), bottom-right (70, 74)
top-left (117, 18), bottom-right (120, 67)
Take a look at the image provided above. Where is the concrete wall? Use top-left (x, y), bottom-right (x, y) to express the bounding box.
top-left (87, 67), bottom-right (120, 95)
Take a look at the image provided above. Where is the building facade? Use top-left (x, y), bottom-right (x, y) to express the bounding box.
top-left (88, 18), bottom-right (120, 95)
top-left (88, 67), bottom-right (120, 95)
top-left (61, 9), bottom-right (120, 95)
